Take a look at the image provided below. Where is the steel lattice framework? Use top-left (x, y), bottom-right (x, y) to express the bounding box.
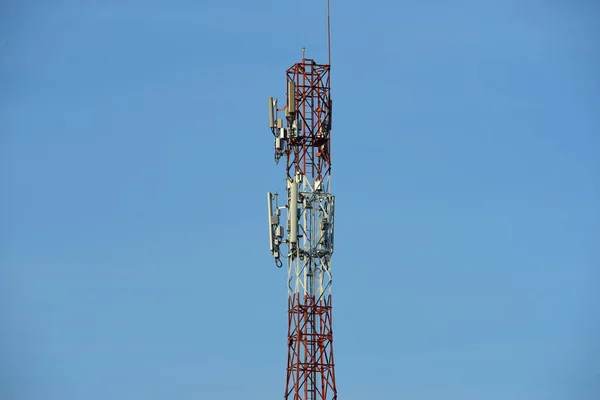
top-left (267, 56), bottom-right (337, 400)
top-left (284, 61), bottom-right (332, 181)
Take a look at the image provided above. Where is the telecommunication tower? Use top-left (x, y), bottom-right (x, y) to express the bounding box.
top-left (266, 1), bottom-right (337, 399)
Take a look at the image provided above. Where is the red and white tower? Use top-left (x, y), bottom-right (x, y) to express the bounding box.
top-left (267, 3), bottom-right (337, 399)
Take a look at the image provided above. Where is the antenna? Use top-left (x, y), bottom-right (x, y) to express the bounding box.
top-left (267, 193), bottom-right (274, 252)
top-left (327, 0), bottom-right (331, 65)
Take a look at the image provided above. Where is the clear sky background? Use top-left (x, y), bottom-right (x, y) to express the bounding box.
top-left (1, 0), bottom-right (599, 399)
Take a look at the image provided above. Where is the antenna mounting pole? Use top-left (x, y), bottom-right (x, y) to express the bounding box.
top-left (327, 0), bottom-right (331, 66)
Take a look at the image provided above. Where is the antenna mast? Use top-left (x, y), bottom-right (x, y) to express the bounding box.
top-left (266, 1), bottom-right (338, 399)
top-left (327, 0), bottom-right (331, 65)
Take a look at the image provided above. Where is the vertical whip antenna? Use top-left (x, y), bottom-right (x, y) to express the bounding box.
top-left (327, 0), bottom-right (331, 65)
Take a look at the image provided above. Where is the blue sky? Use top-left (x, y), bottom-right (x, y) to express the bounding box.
top-left (1, 0), bottom-right (598, 399)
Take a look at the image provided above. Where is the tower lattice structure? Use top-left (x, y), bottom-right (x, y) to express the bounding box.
top-left (267, 55), bottom-right (337, 400)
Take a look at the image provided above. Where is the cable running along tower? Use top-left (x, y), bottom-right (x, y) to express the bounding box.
top-left (267, 1), bottom-right (337, 399)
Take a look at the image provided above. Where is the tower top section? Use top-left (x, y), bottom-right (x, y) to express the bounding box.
top-left (269, 58), bottom-right (332, 181)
